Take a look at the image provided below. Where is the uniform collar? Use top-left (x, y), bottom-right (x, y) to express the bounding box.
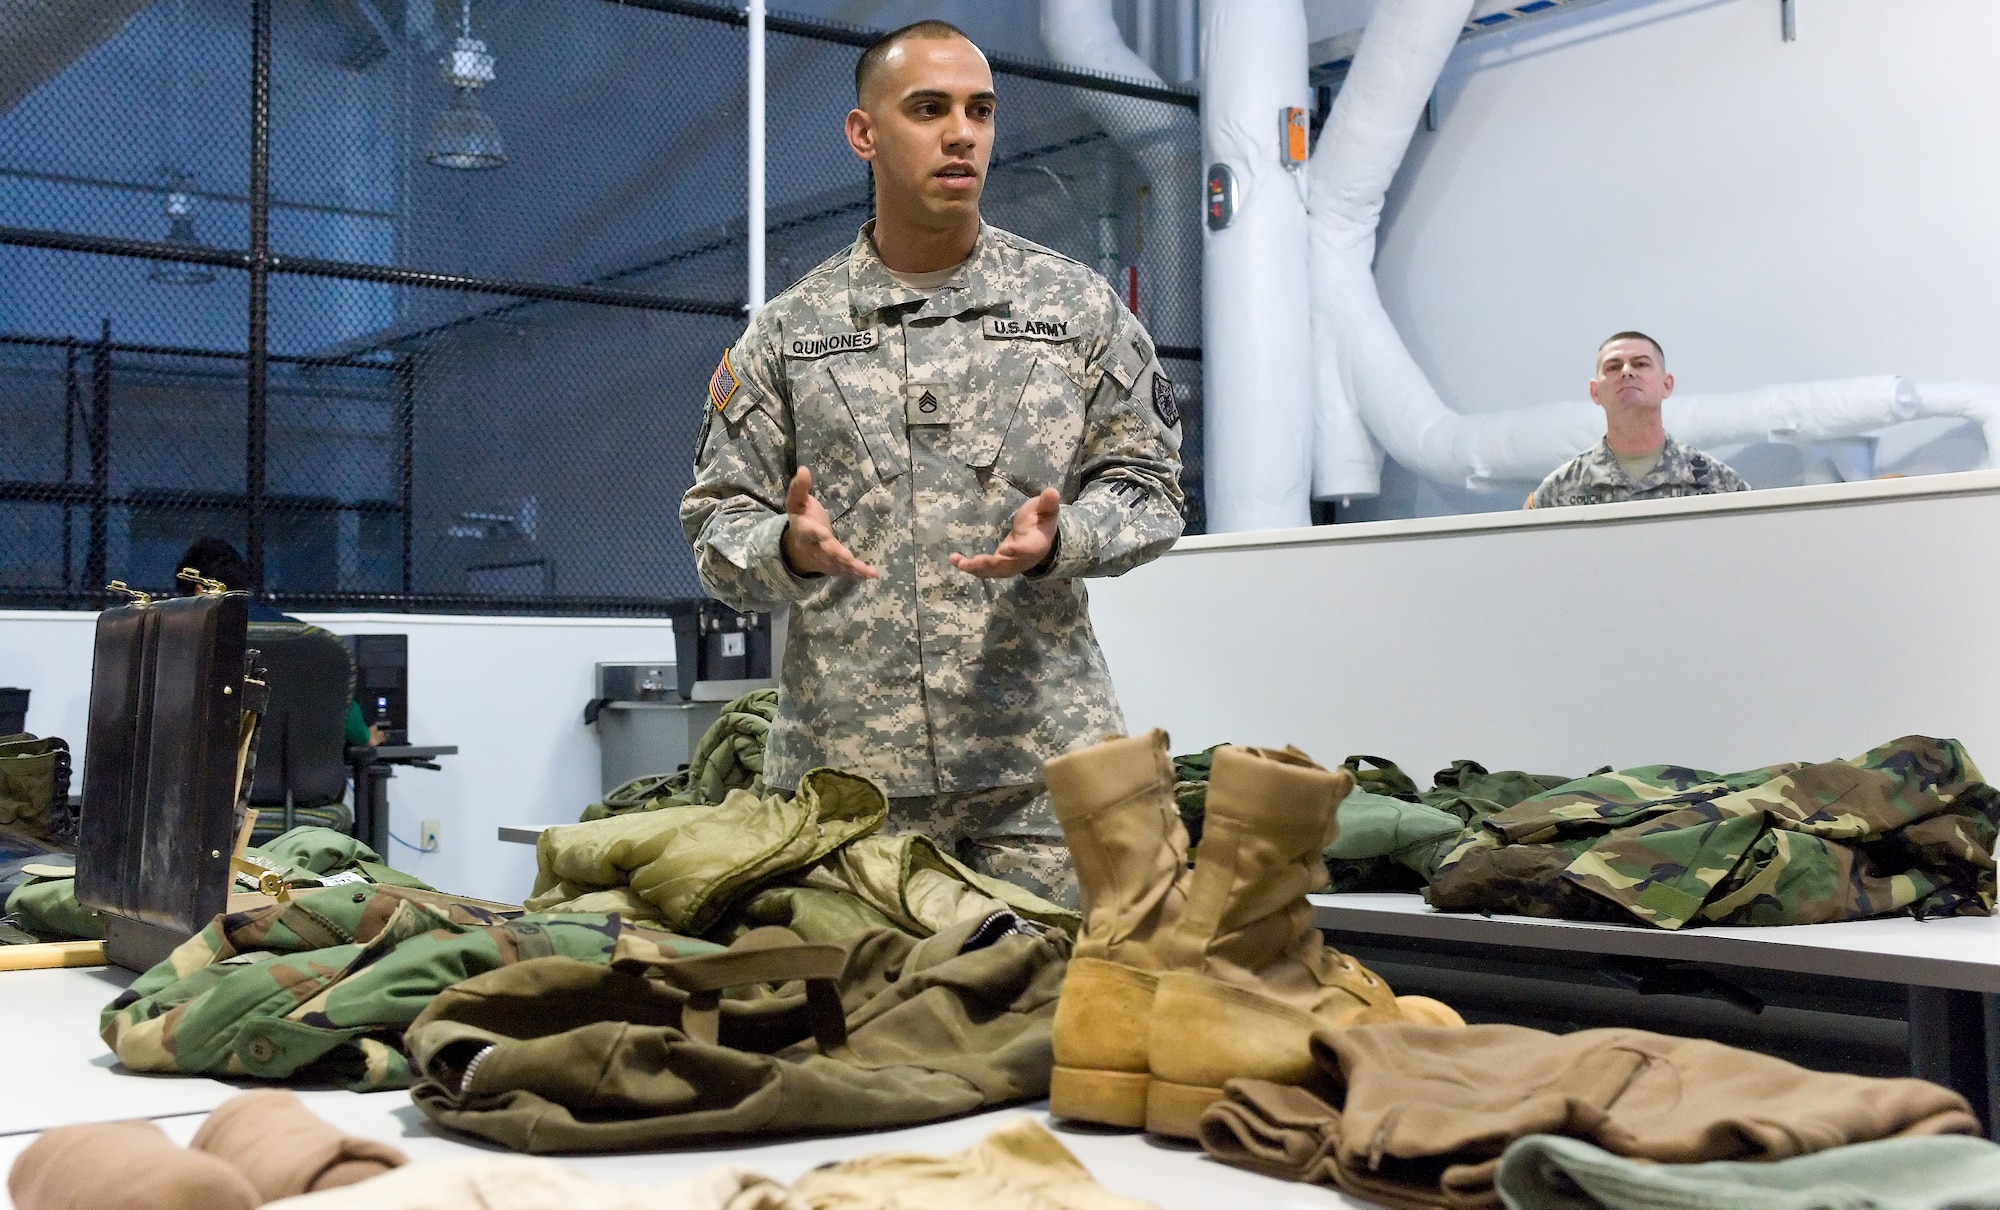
top-left (1588, 434), bottom-right (1693, 487)
top-left (846, 219), bottom-right (1014, 323)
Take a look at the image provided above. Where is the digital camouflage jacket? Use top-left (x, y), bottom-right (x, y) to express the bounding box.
top-left (1529, 435), bottom-right (1749, 509)
top-left (99, 883), bottom-right (719, 1089)
top-left (1425, 735), bottom-right (2000, 929)
top-left (681, 222), bottom-right (1184, 797)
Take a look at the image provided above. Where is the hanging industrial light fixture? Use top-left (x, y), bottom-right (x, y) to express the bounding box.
top-left (150, 0), bottom-right (212, 285)
top-left (425, 0), bottom-right (506, 170)
top-left (149, 172), bottom-right (215, 285)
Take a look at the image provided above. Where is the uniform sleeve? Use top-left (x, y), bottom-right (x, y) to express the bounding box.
top-left (1034, 290), bottom-right (1187, 581)
top-left (678, 329), bottom-right (821, 611)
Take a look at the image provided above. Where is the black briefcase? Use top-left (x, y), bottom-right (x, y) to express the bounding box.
top-left (75, 583), bottom-right (257, 971)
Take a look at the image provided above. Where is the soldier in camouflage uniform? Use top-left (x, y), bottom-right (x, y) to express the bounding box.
top-left (680, 22), bottom-right (1184, 909)
top-left (1528, 331), bottom-right (1749, 508)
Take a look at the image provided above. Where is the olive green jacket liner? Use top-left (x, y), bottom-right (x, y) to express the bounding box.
top-left (581, 688), bottom-right (777, 822)
top-left (528, 766), bottom-right (1078, 942)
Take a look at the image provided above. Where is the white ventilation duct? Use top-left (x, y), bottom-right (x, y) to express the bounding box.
top-left (1193, 0), bottom-right (1315, 531)
top-left (1308, 0), bottom-right (1998, 500)
top-left (1039, 0), bottom-right (1202, 354)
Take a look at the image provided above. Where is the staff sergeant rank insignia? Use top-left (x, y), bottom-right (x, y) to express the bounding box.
top-left (708, 350), bottom-right (739, 412)
top-left (785, 331), bottom-right (879, 359)
top-left (1152, 373), bottom-right (1180, 428)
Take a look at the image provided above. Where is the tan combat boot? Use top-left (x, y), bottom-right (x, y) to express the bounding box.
top-left (1144, 744), bottom-right (1464, 1139)
top-left (1044, 730), bottom-right (1190, 1128)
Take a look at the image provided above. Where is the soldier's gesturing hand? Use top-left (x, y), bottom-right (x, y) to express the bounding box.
top-left (781, 467), bottom-right (881, 580)
top-left (950, 488), bottom-right (1059, 579)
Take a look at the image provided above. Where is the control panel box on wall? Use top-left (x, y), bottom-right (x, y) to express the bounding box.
top-left (342, 634), bottom-right (408, 745)
top-left (671, 604), bottom-right (772, 700)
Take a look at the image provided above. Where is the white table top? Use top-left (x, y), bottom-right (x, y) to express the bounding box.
top-left (0, 965), bottom-right (1360, 1210)
top-left (1311, 892), bottom-right (2000, 993)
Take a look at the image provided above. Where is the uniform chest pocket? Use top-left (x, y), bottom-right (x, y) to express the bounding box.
top-left (974, 350), bottom-right (1087, 496)
top-left (800, 357), bottom-right (907, 523)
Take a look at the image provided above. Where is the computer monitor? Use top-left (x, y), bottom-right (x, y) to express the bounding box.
top-left (341, 634), bottom-right (407, 746)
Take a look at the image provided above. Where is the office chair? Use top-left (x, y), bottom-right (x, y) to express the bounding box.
top-left (244, 622), bottom-right (356, 845)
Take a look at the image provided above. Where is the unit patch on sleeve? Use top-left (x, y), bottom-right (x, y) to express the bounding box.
top-left (708, 350), bottom-right (740, 412)
top-left (984, 316), bottom-right (1077, 341)
top-left (1152, 373), bottom-right (1180, 428)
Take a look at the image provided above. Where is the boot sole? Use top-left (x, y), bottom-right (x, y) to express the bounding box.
top-left (1050, 1065), bottom-right (1150, 1128)
top-left (1051, 958), bottom-right (1158, 1129)
top-left (1145, 1076), bottom-right (1224, 1139)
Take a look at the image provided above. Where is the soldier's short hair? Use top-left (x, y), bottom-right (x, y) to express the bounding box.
top-left (1597, 330), bottom-right (1664, 369)
top-left (854, 20), bottom-right (976, 105)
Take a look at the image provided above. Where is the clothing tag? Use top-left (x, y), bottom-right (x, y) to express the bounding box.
top-left (983, 316), bottom-right (1077, 342)
top-left (904, 382), bottom-right (953, 425)
top-left (318, 870), bottom-right (369, 886)
top-left (783, 330), bottom-right (879, 359)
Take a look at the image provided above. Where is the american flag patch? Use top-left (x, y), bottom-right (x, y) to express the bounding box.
top-left (708, 350), bottom-right (740, 412)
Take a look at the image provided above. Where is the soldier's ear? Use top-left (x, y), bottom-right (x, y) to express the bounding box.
top-left (1661, 372), bottom-right (1674, 399)
top-left (845, 109), bottom-right (877, 163)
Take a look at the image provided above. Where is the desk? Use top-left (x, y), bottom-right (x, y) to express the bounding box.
top-left (0, 966), bottom-right (1361, 1210)
top-left (349, 745), bottom-right (458, 855)
top-left (1311, 893), bottom-right (2000, 1135)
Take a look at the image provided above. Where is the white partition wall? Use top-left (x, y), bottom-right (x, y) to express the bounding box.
top-left (1088, 473), bottom-right (2000, 781)
top-left (0, 611), bottom-right (675, 904)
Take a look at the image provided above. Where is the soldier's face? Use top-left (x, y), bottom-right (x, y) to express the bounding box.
top-left (1589, 339), bottom-right (1674, 413)
top-left (845, 36), bottom-right (996, 229)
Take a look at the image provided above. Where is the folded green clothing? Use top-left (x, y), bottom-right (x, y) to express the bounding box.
top-left (581, 688), bottom-right (777, 821)
top-left (1429, 735), bottom-right (2000, 928)
top-left (100, 882), bottom-right (719, 1089)
top-left (1170, 750), bottom-right (1574, 890)
top-left (534, 770), bottom-right (1078, 942)
top-left (4, 825), bottom-right (429, 943)
top-left (406, 913), bottom-right (1070, 1151)
top-left (530, 767), bottom-right (885, 935)
top-left (1497, 1133), bottom-right (2000, 1210)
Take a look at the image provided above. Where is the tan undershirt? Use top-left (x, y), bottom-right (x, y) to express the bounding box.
top-left (1614, 444), bottom-right (1665, 483)
top-left (883, 259), bottom-right (967, 294)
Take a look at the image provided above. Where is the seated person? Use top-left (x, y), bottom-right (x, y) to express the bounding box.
top-left (1527, 331), bottom-right (1749, 508)
top-left (175, 537), bottom-right (381, 747)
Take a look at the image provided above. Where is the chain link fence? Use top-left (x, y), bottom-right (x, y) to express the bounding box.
top-left (0, 0), bottom-right (1202, 614)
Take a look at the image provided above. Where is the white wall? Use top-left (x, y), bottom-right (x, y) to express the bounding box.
top-left (0, 611), bottom-right (676, 904)
top-left (1088, 473), bottom-right (2000, 780)
top-left (1377, 0), bottom-right (2000, 414)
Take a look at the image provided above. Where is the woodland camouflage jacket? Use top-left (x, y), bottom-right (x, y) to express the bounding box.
top-left (1424, 735), bottom-right (2000, 929)
top-left (99, 884), bottom-right (719, 1088)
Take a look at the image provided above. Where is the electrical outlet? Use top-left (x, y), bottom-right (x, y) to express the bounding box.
top-left (419, 819), bottom-right (441, 851)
